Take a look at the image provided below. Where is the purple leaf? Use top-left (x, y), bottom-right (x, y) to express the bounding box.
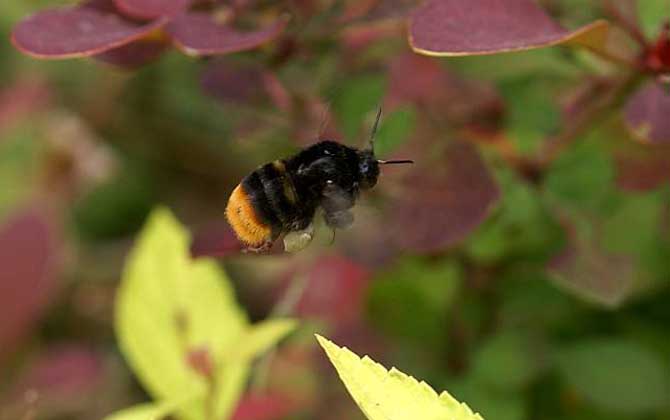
top-left (281, 255), bottom-right (371, 327)
top-left (624, 81), bottom-right (670, 144)
top-left (114, 0), bottom-right (192, 20)
top-left (548, 231), bottom-right (635, 307)
top-left (190, 220), bottom-right (244, 257)
top-left (94, 38), bottom-right (169, 68)
top-left (166, 12), bottom-right (288, 56)
top-left (12, 0), bottom-right (168, 59)
top-left (0, 209), bottom-right (58, 358)
top-left (200, 61), bottom-right (268, 104)
top-left (615, 146), bottom-right (670, 191)
top-left (386, 52), bottom-right (502, 124)
top-left (11, 346), bottom-right (102, 398)
top-left (391, 141), bottom-right (500, 252)
top-left (232, 393), bottom-right (298, 420)
top-left (0, 79), bottom-right (51, 137)
top-left (409, 0), bottom-right (609, 56)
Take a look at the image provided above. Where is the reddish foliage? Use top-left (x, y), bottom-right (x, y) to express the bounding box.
top-left (409, 0), bottom-right (594, 55)
top-left (624, 81), bottom-right (670, 144)
top-left (166, 13), bottom-right (288, 56)
top-left (232, 393), bottom-right (299, 420)
top-left (391, 141), bottom-right (500, 252)
top-left (113, 0), bottom-right (192, 20)
top-left (0, 208), bottom-right (59, 359)
top-left (0, 79), bottom-right (51, 137)
top-left (11, 0), bottom-right (168, 59)
top-left (94, 38), bottom-right (169, 68)
top-left (288, 255), bottom-right (372, 327)
top-left (10, 346), bottom-right (102, 399)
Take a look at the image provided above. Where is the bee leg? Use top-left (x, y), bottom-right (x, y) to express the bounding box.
top-left (283, 223), bottom-right (315, 253)
top-left (243, 240), bottom-right (273, 254)
top-left (324, 209), bottom-right (354, 229)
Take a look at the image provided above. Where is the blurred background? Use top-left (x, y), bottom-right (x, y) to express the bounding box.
top-left (1, 0), bottom-right (670, 419)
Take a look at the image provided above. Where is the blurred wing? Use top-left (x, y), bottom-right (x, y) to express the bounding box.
top-left (321, 183), bottom-right (357, 229)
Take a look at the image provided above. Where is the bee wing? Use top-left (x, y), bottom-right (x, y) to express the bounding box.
top-left (321, 182), bottom-right (357, 229)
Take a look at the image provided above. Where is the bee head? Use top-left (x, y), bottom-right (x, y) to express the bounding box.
top-left (360, 107), bottom-right (413, 189)
top-left (357, 150), bottom-right (380, 189)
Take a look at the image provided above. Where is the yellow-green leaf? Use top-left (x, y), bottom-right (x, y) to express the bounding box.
top-left (224, 318), bottom-right (297, 362)
top-left (115, 208), bottom-right (249, 402)
top-left (316, 335), bottom-right (484, 420)
top-left (103, 395), bottom-right (201, 420)
top-left (214, 318), bottom-right (297, 419)
top-left (116, 207), bottom-right (299, 420)
top-left (104, 404), bottom-right (169, 420)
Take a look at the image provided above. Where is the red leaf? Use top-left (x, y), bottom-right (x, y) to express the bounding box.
top-left (624, 81), bottom-right (670, 144)
top-left (232, 393), bottom-right (298, 420)
top-left (289, 255), bottom-right (371, 326)
top-left (94, 38), bottom-right (169, 68)
top-left (391, 141), bottom-right (499, 252)
top-left (114, 0), bottom-right (192, 20)
top-left (385, 52), bottom-right (502, 124)
top-left (11, 0), bottom-right (168, 59)
top-left (0, 209), bottom-right (59, 358)
top-left (409, 0), bottom-right (608, 56)
top-left (166, 12), bottom-right (288, 56)
top-left (11, 346), bottom-right (102, 399)
top-left (190, 220), bottom-right (244, 258)
top-left (200, 61), bottom-right (268, 104)
top-left (548, 227), bottom-right (635, 307)
top-left (615, 145), bottom-right (670, 191)
top-left (0, 79), bottom-right (51, 137)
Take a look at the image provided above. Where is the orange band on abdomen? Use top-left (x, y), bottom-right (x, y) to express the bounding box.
top-left (225, 184), bottom-right (272, 246)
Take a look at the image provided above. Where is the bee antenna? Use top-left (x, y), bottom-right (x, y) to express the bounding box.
top-left (377, 159), bottom-right (414, 165)
top-left (369, 106), bottom-right (382, 153)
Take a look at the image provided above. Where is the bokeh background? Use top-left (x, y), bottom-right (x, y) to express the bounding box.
top-left (2, 1), bottom-right (670, 419)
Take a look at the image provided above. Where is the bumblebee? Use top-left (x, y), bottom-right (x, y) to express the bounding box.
top-left (225, 109), bottom-right (413, 252)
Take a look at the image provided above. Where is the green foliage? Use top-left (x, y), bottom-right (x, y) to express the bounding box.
top-left (374, 106), bottom-right (417, 157)
top-left (500, 78), bottom-right (561, 155)
top-left (470, 332), bottom-right (542, 392)
top-left (73, 168), bottom-right (155, 240)
top-left (637, 0), bottom-right (670, 39)
top-left (466, 169), bottom-right (563, 263)
top-left (332, 74), bottom-right (386, 140)
top-left (111, 208), bottom-right (296, 420)
top-left (544, 139), bottom-right (615, 211)
top-left (316, 335), bottom-right (484, 420)
top-left (556, 338), bottom-right (670, 415)
top-left (367, 257), bottom-right (461, 346)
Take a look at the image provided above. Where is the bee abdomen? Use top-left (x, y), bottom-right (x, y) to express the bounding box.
top-left (225, 183), bottom-right (274, 246)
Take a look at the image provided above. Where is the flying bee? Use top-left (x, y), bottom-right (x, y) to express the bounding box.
top-left (225, 108), bottom-right (413, 253)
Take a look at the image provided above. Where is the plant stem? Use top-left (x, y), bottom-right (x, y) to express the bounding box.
top-left (535, 71), bottom-right (644, 168)
top-left (249, 272), bottom-right (310, 392)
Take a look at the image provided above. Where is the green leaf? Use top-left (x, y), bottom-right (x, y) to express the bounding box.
top-left (368, 257), bottom-right (461, 346)
top-left (544, 139), bottom-right (614, 211)
top-left (116, 207), bottom-right (208, 401)
top-left (471, 332), bottom-right (542, 391)
top-left (223, 318), bottom-right (297, 361)
top-left (556, 338), bottom-right (670, 415)
top-left (638, 0), bottom-right (669, 39)
top-left (316, 335), bottom-right (484, 420)
top-left (116, 207), bottom-right (297, 420)
top-left (213, 318), bottom-right (296, 419)
top-left (103, 396), bottom-right (201, 420)
top-left (104, 404), bottom-right (170, 420)
top-left (500, 78), bottom-right (560, 155)
top-left (73, 168), bottom-right (154, 240)
top-left (332, 75), bottom-right (386, 140)
top-left (374, 107), bottom-right (417, 157)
